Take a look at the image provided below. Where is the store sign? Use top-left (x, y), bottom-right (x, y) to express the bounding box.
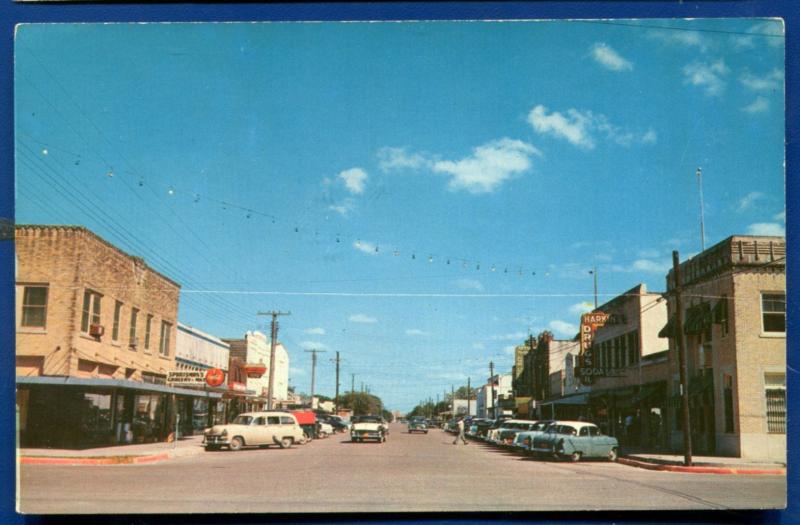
top-left (576, 312), bottom-right (610, 385)
top-left (167, 371), bottom-right (206, 386)
top-left (205, 368), bottom-right (225, 387)
top-left (229, 381), bottom-right (247, 392)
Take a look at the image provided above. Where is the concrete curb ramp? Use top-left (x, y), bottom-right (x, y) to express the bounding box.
top-left (618, 457), bottom-right (786, 475)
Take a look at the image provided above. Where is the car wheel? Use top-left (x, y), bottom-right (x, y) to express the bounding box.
top-left (229, 436), bottom-right (244, 451)
top-left (279, 437), bottom-right (294, 449)
top-left (608, 447), bottom-right (618, 462)
top-left (568, 451), bottom-right (582, 462)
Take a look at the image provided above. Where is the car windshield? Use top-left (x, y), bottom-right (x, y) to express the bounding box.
top-left (355, 416), bottom-right (381, 423)
top-left (232, 415), bottom-right (254, 425)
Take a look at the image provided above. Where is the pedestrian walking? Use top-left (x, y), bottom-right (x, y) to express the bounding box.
top-left (453, 418), bottom-right (468, 445)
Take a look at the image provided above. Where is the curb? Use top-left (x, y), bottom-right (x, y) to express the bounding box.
top-left (618, 457), bottom-right (786, 475)
top-left (19, 452), bottom-right (172, 466)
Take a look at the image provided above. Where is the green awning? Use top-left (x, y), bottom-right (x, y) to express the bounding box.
top-left (658, 315), bottom-right (675, 338)
top-left (684, 303), bottom-right (712, 335)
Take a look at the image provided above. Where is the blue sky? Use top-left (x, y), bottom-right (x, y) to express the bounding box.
top-left (15, 20), bottom-right (785, 411)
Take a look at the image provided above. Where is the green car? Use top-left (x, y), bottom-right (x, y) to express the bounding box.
top-left (531, 421), bottom-right (619, 462)
top-left (408, 416), bottom-right (428, 434)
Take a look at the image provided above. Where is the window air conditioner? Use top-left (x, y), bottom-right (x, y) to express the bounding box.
top-left (89, 324), bottom-right (105, 337)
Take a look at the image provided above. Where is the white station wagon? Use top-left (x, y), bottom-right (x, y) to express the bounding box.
top-left (204, 411), bottom-right (306, 451)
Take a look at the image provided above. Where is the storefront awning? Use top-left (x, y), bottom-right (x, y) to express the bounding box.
top-left (658, 315), bottom-right (675, 338)
top-left (684, 302), bottom-right (712, 335)
top-left (16, 376), bottom-right (223, 398)
top-left (539, 393), bottom-right (589, 407)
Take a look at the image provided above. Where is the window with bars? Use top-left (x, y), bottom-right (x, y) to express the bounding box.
top-left (761, 293), bottom-right (786, 333)
top-left (21, 285), bottom-right (48, 328)
top-left (765, 373), bottom-right (786, 434)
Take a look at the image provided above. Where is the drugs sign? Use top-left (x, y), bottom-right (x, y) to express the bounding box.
top-left (576, 311), bottom-right (611, 385)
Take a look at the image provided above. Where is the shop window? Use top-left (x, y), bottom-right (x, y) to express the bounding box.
top-left (723, 374), bottom-right (734, 433)
top-left (761, 293), bottom-right (785, 333)
top-left (112, 301), bottom-right (123, 340)
top-left (21, 285), bottom-right (49, 328)
top-left (159, 321), bottom-right (172, 357)
top-left (129, 308), bottom-right (139, 350)
top-left (144, 314), bottom-right (153, 350)
top-left (80, 289), bottom-right (102, 333)
top-left (81, 393), bottom-right (113, 445)
top-left (765, 373), bottom-right (786, 434)
top-left (133, 394), bottom-right (166, 443)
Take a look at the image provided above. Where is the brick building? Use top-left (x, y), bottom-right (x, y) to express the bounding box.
top-left (15, 225), bottom-right (220, 448)
top-left (661, 236), bottom-right (785, 460)
top-left (223, 331), bottom-right (290, 410)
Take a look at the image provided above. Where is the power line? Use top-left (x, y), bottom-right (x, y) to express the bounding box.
top-left (578, 19), bottom-right (784, 39)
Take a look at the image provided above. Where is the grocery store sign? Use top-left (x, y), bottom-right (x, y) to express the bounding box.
top-left (167, 371), bottom-right (206, 386)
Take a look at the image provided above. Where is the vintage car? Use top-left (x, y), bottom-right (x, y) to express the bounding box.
top-left (530, 421), bottom-right (619, 462)
top-left (350, 415), bottom-right (387, 443)
top-left (317, 421), bottom-right (334, 438)
top-left (408, 416), bottom-right (428, 434)
top-left (466, 418), bottom-right (492, 438)
top-left (510, 420), bottom-right (554, 452)
top-left (204, 411), bottom-right (305, 451)
top-left (486, 419), bottom-right (540, 446)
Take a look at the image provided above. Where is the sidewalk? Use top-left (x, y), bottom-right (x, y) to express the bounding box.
top-left (18, 435), bottom-right (206, 465)
top-left (619, 450), bottom-right (786, 475)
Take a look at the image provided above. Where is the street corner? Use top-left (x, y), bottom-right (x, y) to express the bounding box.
top-left (19, 452), bottom-right (171, 466)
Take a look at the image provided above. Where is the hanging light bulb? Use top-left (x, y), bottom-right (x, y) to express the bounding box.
top-left (194, 194), bottom-right (200, 203)
top-left (393, 250), bottom-right (400, 257)
top-left (294, 227), bottom-right (299, 233)
top-left (374, 246), bottom-right (379, 253)
top-left (107, 170), bottom-right (114, 178)
top-left (138, 179), bottom-right (144, 187)
top-left (428, 255), bottom-right (433, 263)
top-left (532, 271), bottom-right (536, 276)
top-left (476, 263), bottom-right (481, 270)
top-left (336, 235), bottom-right (340, 243)
top-left (446, 259), bottom-right (451, 265)
top-left (411, 253), bottom-right (416, 260)
top-left (74, 160), bottom-right (80, 166)
top-left (356, 239), bottom-right (361, 247)
top-left (41, 149), bottom-right (48, 156)
top-left (504, 267), bottom-right (508, 274)
top-left (491, 265), bottom-right (496, 272)
top-left (167, 186), bottom-right (174, 195)
top-left (246, 213), bottom-right (251, 219)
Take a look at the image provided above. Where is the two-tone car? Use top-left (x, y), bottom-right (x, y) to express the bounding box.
top-left (511, 420), bottom-right (554, 452)
top-left (203, 411), bottom-right (306, 451)
top-left (350, 415), bottom-right (387, 443)
top-left (530, 421), bottom-right (619, 462)
top-left (408, 416), bottom-right (428, 434)
top-left (487, 419), bottom-right (541, 447)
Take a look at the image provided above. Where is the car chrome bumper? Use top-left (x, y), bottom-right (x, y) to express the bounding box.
top-left (204, 436), bottom-right (230, 445)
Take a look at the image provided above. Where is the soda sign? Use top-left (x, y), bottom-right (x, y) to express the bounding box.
top-left (577, 311), bottom-right (611, 385)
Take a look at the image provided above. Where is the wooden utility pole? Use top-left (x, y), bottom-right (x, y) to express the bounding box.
top-left (672, 251), bottom-right (693, 466)
top-left (331, 351), bottom-right (341, 412)
top-left (467, 377), bottom-right (471, 416)
top-left (257, 310), bottom-right (291, 410)
top-left (489, 361), bottom-right (495, 419)
top-left (304, 349), bottom-right (326, 409)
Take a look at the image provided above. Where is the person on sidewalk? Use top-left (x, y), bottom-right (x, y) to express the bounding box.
top-left (453, 418), bottom-right (468, 445)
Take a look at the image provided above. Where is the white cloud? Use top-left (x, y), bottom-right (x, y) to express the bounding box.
top-left (349, 313), bottom-right (377, 324)
top-left (299, 341), bottom-right (328, 350)
top-left (774, 210), bottom-right (785, 222)
top-left (338, 167), bottom-right (368, 195)
top-left (377, 147), bottom-right (430, 172)
top-left (569, 302), bottom-right (594, 315)
top-left (289, 367), bottom-right (306, 376)
top-left (455, 278), bottom-right (484, 291)
top-left (683, 60), bottom-right (729, 96)
top-left (405, 329), bottom-right (429, 336)
top-left (304, 327), bottom-right (326, 335)
top-left (742, 97), bottom-right (769, 114)
top-left (746, 223), bottom-right (785, 236)
top-left (528, 105), bottom-right (656, 149)
top-left (432, 138), bottom-right (540, 194)
top-left (637, 248), bottom-right (661, 258)
top-left (748, 20), bottom-right (785, 48)
top-left (491, 332), bottom-right (529, 341)
top-left (528, 105), bottom-right (595, 149)
top-left (353, 240), bottom-right (379, 255)
top-left (736, 191), bottom-right (765, 212)
top-left (649, 29), bottom-right (708, 52)
top-left (632, 259), bottom-right (673, 273)
top-left (590, 42), bottom-right (633, 71)
top-left (328, 198), bottom-right (355, 216)
top-left (503, 345), bottom-right (518, 355)
top-left (549, 320), bottom-right (578, 337)
top-left (740, 69), bottom-right (783, 91)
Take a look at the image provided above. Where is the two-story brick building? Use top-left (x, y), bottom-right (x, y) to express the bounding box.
top-left (661, 236), bottom-right (785, 460)
top-left (15, 225), bottom-right (221, 448)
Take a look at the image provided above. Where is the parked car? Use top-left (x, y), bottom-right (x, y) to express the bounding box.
top-left (350, 415), bottom-right (387, 443)
top-left (318, 415), bottom-right (349, 433)
top-left (466, 418), bottom-right (492, 438)
top-left (204, 411), bottom-right (305, 451)
top-left (317, 421), bottom-right (334, 438)
top-left (487, 419), bottom-right (540, 446)
top-left (511, 420), bottom-right (554, 452)
top-left (408, 416), bottom-right (428, 434)
top-left (531, 421), bottom-right (619, 462)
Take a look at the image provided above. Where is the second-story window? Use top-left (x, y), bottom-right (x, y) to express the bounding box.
top-left (144, 314), bottom-right (153, 351)
top-left (129, 307), bottom-right (139, 349)
top-left (112, 301), bottom-right (123, 341)
top-left (159, 321), bottom-right (172, 357)
top-left (21, 285), bottom-right (49, 328)
top-left (80, 290), bottom-right (102, 333)
top-left (761, 293), bottom-right (785, 333)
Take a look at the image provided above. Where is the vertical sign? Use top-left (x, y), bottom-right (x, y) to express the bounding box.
top-left (576, 312), bottom-right (610, 385)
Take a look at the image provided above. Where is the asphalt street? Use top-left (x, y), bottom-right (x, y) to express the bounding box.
top-left (18, 424), bottom-right (786, 513)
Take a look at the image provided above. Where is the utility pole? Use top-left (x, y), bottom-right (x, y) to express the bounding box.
top-left (451, 385), bottom-right (455, 417)
top-left (467, 377), bottom-right (471, 416)
top-left (591, 266), bottom-right (598, 309)
top-left (257, 310), bottom-right (291, 410)
top-left (672, 251), bottom-right (693, 466)
top-left (351, 373), bottom-right (355, 413)
top-left (489, 361), bottom-right (496, 419)
top-left (304, 349), bottom-right (326, 409)
top-left (696, 167), bottom-right (706, 251)
top-left (331, 351), bottom-right (341, 412)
